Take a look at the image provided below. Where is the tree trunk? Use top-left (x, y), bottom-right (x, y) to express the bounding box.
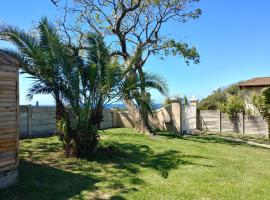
top-left (124, 98), bottom-right (152, 135)
top-left (55, 98), bottom-right (66, 121)
top-left (123, 57), bottom-right (152, 135)
top-left (137, 64), bottom-right (151, 131)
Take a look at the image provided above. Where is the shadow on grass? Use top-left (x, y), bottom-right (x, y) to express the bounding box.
top-left (0, 160), bottom-right (98, 200)
top-left (4, 135), bottom-right (213, 199)
top-left (157, 132), bottom-right (267, 149)
top-left (85, 142), bottom-right (212, 179)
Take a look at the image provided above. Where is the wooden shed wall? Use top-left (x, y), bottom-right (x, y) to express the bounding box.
top-left (0, 55), bottom-right (19, 177)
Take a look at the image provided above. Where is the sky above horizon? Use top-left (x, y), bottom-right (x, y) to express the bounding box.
top-left (1, 0), bottom-right (270, 105)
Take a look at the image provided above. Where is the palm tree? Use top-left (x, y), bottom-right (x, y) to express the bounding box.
top-left (0, 18), bottom-right (122, 156)
top-left (59, 33), bottom-right (123, 155)
top-left (121, 71), bottom-right (169, 133)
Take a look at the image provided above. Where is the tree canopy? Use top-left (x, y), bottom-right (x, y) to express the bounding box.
top-left (199, 83), bottom-right (245, 112)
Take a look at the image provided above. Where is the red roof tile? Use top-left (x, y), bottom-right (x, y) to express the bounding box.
top-left (239, 77), bottom-right (270, 88)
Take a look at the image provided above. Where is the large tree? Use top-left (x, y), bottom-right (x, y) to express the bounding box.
top-left (51, 0), bottom-right (201, 134)
top-left (0, 17), bottom-right (169, 155)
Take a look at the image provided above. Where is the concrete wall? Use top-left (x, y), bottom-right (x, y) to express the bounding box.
top-left (200, 110), bottom-right (268, 136)
top-left (110, 98), bottom-right (190, 133)
top-left (19, 98), bottom-right (199, 137)
top-left (20, 102), bottom-right (268, 138)
top-left (149, 106), bottom-right (172, 131)
top-left (100, 110), bottom-right (113, 129)
top-left (20, 106), bottom-right (56, 138)
top-left (20, 106), bottom-right (113, 137)
top-left (110, 98), bottom-right (198, 134)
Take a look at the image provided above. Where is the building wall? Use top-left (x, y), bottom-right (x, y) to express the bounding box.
top-left (242, 86), bottom-right (265, 115)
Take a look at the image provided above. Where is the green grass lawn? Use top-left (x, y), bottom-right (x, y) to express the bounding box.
top-left (1, 128), bottom-right (270, 200)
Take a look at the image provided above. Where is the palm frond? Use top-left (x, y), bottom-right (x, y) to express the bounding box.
top-left (144, 72), bottom-right (169, 96)
top-left (27, 81), bottom-right (53, 100)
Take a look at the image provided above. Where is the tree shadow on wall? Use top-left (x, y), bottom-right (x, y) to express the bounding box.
top-left (228, 114), bottom-right (241, 133)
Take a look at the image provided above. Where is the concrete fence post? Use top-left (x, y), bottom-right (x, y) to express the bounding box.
top-left (189, 96), bottom-right (198, 130)
top-left (111, 109), bottom-right (118, 128)
top-left (27, 104), bottom-right (32, 137)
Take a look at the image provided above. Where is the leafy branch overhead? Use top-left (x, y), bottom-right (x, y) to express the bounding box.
top-left (52, 0), bottom-right (201, 65)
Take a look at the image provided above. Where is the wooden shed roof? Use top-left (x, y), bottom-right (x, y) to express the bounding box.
top-left (239, 77), bottom-right (270, 88)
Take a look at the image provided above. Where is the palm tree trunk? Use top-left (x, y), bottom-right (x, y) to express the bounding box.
top-left (123, 57), bottom-right (152, 135)
top-left (137, 65), bottom-right (151, 131)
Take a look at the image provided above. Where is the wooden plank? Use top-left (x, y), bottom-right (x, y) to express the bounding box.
top-left (0, 107), bottom-right (16, 112)
top-left (0, 65), bottom-right (17, 73)
top-left (0, 90), bottom-right (16, 95)
top-left (0, 155), bottom-right (15, 163)
top-left (0, 128), bottom-right (16, 134)
top-left (0, 138), bottom-right (16, 145)
top-left (0, 151), bottom-right (16, 158)
top-left (0, 85), bottom-right (16, 90)
top-left (0, 145), bottom-right (16, 153)
top-left (0, 163), bottom-right (17, 171)
top-left (0, 94), bottom-right (16, 99)
top-left (0, 102), bottom-right (16, 108)
top-left (0, 115), bottom-right (16, 122)
top-left (0, 112), bottom-right (15, 117)
top-left (0, 133), bottom-right (16, 140)
top-left (0, 98), bottom-right (16, 103)
top-left (0, 128), bottom-right (17, 134)
top-left (0, 80), bottom-right (16, 86)
top-left (0, 121), bottom-right (17, 129)
top-left (0, 71), bottom-right (16, 78)
top-left (0, 157), bottom-right (16, 168)
top-left (0, 77), bottom-right (16, 82)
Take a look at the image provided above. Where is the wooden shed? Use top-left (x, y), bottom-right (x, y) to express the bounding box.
top-left (0, 52), bottom-right (19, 188)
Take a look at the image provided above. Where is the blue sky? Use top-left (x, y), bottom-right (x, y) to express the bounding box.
top-left (1, 0), bottom-right (270, 105)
